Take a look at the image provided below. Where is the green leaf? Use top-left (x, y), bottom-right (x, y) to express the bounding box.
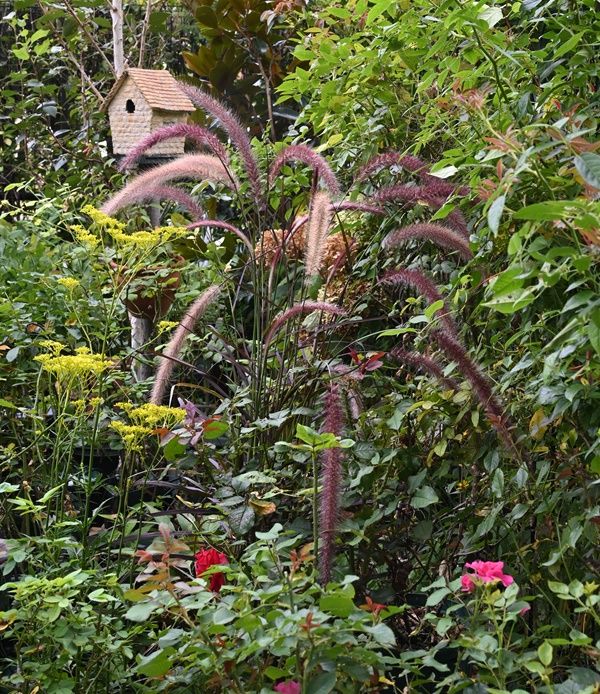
top-left (295, 423), bottom-right (320, 445)
top-left (306, 671), bottom-right (337, 694)
top-left (162, 437), bottom-right (186, 461)
top-left (525, 660), bottom-right (546, 675)
top-left (326, 6), bottom-right (351, 19)
top-left (513, 201), bottom-right (573, 221)
top-left (491, 468), bottom-right (504, 498)
top-left (588, 310), bottom-right (600, 355)
top-left (126, 601), bottom-right (160, 622)
top-left (0, 398), bottom-right (16, 409)
top-left (319, 593), bottom-right (356, 618)
top-left (554, 31), bottom-right (584, 59)
top-left (411, 485), bottom-right (439, 509)
top-left (365, 0), bottom-right (393, 26)
top-left (228, 504), bottom-right (255, 535)
top-left (136, 647), bottom-right (175, 677)
top-left (212, 606), bottom-right (235, 625)
top-left (255, 523), bottom-right (283, 540)
top-left (487, 194), bottom-right (505, 234)
top-left (202, 419), bottom-right (229, 440)
top-left (478, 6), bottom-right (503, 27)
top-left (548, 580), bottom-right (569, 595)
top-left (575, 153), bottom-right (600, 190)
top-left (489, 266), bottom-right (525, 295)
top-left (538, 641), bottom-right (553, 667)
top-left (425, 587), bottom-right (451, 607)
top-left (12, 46), bottom-right (29, 60)
top-left (39, 484), bottom-right (63, 504)
top-left (5, 347), bottom-right (20, 363)
top-left (365, 622), bottom-right (396, 646)
top-left (424, 299), bottom-right (445, 320)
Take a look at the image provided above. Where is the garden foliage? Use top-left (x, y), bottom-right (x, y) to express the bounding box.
top-left (1, 0), bottom-right (599, 692)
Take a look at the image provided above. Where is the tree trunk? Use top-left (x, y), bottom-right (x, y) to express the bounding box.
top-left (109, 0), bottom-right (125, 76)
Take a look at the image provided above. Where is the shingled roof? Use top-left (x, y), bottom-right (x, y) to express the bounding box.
top-left (101, 68), bottom-right (196, 113)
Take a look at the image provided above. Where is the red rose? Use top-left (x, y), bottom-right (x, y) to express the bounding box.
top-left (194, 548), bottom-right (229, 592)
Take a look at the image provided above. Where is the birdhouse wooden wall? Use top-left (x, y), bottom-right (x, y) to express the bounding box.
top-left (103, 69), bottom-right (196, 159)
top-left (108, 78), bottom-right (152, 156)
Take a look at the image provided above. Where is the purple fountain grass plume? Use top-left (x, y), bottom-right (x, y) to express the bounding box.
top-left (422, 177), bottom-right (471, 199)
top-left (290, 200), bottom-right (385, 241)
top-left (333, 200), bottom-right (385, 216)
top-left (119, 184), bottom-right (204, 221)
top-left (371, 183), bottom-right (423, 206)
top-left (101, 155), bottom-right (237, 217)
top-left (356, 151), bottom-right (471, 199)
top-left (397, 154), bottom-right (430, 174)
top-left (346, 388), bottom-right (363, 421)
top-left (178, 83), bottom-right (264, 207)
top-left (391, 347), bottom-right (459, 391)
top-left (319, 383), bottom-right (345, 585)
top-left (188, 219), bottom-right (254, 255)
top-left (355, 152), bottom-right (429, 182)
top-left (397, 155), bottom-right (470, 197)
top-left (431, 328), bottom-right (517, 453)
top-left (355, 152), bottom-right (405, 182)
top-left (118, 123), bottom-right (229, 171)
top-left (381, 268), bottom-right (459, 336)
top-left (304, 191), bottom-right (333, 281)
top-left (444, 208), bottom-right (470, 238)
top-left (263, 301), bottom-right (345, 349)
top-left (369, 184), bottom-right (470, 237)
top-left (268, 144), bottom-right (342, 196)
top-left (150, 285), bottom-right (220, 405)
top-left (383, 223), bottom-right (472, 261)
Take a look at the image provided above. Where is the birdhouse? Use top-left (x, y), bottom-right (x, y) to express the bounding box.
top-left (101, 68), bottom-right (196, 158)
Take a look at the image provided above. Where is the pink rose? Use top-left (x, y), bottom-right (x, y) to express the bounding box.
top-left (460, 560), bottom-right (514, 592)
top-left (274, 682), bottom-right (301, 694)
top-left (194, 548), bottom-right (229, 592)
top-left (460, 573), bottom-right (476, 593)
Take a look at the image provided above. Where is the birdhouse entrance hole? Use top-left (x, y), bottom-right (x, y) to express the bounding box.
top-left (125, 99), bottom-right (135, 113)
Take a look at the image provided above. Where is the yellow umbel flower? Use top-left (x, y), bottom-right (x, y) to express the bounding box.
top-left (57, 277), bottom-right (80, 291)
top-left (107, 226), bottom-right (189, 251)
top-left (34, 348), bottom-right (111, 380)
top-left (37, 340), bottom-right (65, 356)
top-left (115, 401), bottom-right (135, 414)
top-left (82, 205), bottom-right (125, 232)
top-left (128, 403), bottom-right (185, 428)
top-left (70, 225), bottom-right (99, 250)
top-left (110, 421), bottom-right (152, 449)
top-left (157, 320), bottom-right (178, 334)
top-left (72, 397), bottom-right (104, 411)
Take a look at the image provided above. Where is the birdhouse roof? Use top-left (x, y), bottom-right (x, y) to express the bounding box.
top-left (101, 68), bottom-right (196, 113)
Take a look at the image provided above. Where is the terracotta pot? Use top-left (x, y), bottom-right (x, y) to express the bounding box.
top-left (111, 256), bottom-right (184, 321)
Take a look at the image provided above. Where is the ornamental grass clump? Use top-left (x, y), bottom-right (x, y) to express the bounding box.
top-left (319, 384), bottom-right (345, 585)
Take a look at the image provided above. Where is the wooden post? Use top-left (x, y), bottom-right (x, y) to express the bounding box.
top-left (129, 198), bottom-right (160, 382)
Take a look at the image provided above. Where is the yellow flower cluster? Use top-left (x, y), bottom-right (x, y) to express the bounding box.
top-left (157, 320), bottom-right (178, 334)
top-left (82, 205), bottom-right (125, 233)
top-left (111, 403), bottom-right (184, 450)
top-left (34, 346), bottom-right (111, 379)
top-left (70, 225), bottom-right (99, 250)
top-left (108, 226), bottom-right (189, 251)
top-left (57, 277), bottom-right (80, 291)
top-left (72, 397), bottom-right (104, 411)
top-left (75, 205), bottom-right (190, 255)
top-left (128, 403), bottom-right (185, 428)
top-left (38, 340), bottom-right (65, 356)
top-left (110, 421), bottom-right (152, 449)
